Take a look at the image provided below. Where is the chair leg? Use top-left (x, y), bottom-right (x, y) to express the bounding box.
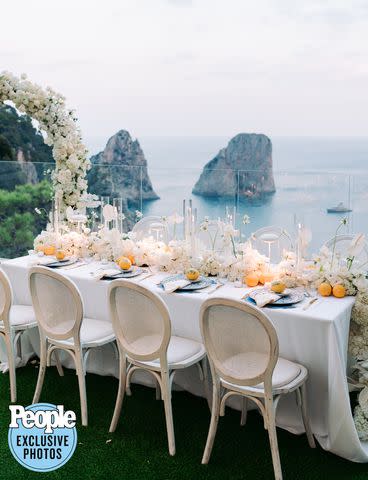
top-left (155, 378), bottom-right (161, 400)
top-left (201, 379), bottom-right (221, 464)
top-left (75, 349), bottom-right (88, 427)
top-left (201, 357), bottom-right (212, 412)
top-left (109, 355), bottom-right (127, 433)
top-left (298, 384), bottom-right (316, 448)
top-left (264, 396), bottom-right (283, 480)
top-left (4, 333), bottom-right (17, 403)
top-left (240, 396), bottom-right (248, 426)
top-left (161, 370), bottom-right (176, 456)
top-left (54, 351), bottom-right (64, 377)
top-left (33, 338), bottom-right (47, 404)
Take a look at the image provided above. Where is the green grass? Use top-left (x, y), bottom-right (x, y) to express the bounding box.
top-left (0, 364), bottom-right (367, 480)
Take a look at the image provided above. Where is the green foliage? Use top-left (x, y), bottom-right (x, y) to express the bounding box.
top-left (0, 104), bottom-right (53, 164)
top-left (0, 180), bottom-right (52, 258)
top-left (0, 134), bottom-right (13, 160)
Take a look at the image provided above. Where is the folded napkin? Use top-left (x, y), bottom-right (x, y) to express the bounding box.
top-left (29, 256), bottom-right (58, 267)
top-left (162, 278), bottom-right (191, 293)
top-left (93, 269), bottom-right (122, 280)
top-left (251, 291), bottom-right (280, 308)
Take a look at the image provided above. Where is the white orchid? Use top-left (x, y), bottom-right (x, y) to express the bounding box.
top-left (348, 234), bottom-right (366, 262)
top-left (168, 212), bottom-right (184, 225)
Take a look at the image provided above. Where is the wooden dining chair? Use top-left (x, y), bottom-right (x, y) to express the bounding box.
top-left (108, 280), bottom-right (207, 455)
top-left (0, 268), bottom-right (38, 402)
top-left (199, 297), bottom-right (315, 480)
top-left (29, 266), bottom-right (116, 426)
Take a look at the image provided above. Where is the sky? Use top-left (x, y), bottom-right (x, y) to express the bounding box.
top-left (1, 0), bottom-right (368, 150)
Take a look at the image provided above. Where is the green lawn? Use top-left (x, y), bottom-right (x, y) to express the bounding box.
top-left (0, 364), bottom-right (367, 480)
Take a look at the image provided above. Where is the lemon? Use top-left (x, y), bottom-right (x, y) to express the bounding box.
top-left (333, 284), bottom-right (346, 298)
top-left (118, 257), bottom-right (132, 270)
top-left (55, 250), bottom-right (66, 261)
top-left (243, 273), bottom-right (259, 287)
top-left (271, 281), bottom-right (286, 294)
top-left (318, 282), bottom-right (332, 297)
top-left (186, 268), bottom-right (200, 281)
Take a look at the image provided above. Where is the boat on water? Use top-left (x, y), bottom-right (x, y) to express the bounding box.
top-left (327, 202), bottom-right (352, 214)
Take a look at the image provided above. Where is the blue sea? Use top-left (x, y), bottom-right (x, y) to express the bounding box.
top-left (90, 136), bottom-right (368, 252)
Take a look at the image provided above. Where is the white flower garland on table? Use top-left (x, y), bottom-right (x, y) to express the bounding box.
top-left (0, 71), bottom-right (90, 214)
top-left (278, 234), bottom-right (368, 441)
top-left (34, 227), bottom-right (90, 257)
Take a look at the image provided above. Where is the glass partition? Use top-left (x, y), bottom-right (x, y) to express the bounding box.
top-left (0, 160), bottom-right (358, 259)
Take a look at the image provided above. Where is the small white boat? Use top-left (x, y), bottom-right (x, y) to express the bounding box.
top-left (327, 202), bottom-right (352, 214)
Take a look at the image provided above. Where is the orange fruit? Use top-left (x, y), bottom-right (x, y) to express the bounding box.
top-left (243, 273), bottom-right (259, 287)
top-left (318, 282), bottom-right (332, 297)
top-left (44, 245), bottom-right (56, 256)
top-left (186, 268), bottom-right (200, 281)
top-left (259, 272), bottom-right (274, 285)
top-left (55, 249), bottom-right (66, 261)
top-left (333, 284), bottom-right (346, 298)
top-left (128, 254), bottom-right (135, 265)
top-left (271, 281), bottom-right (286, 294)
top-left (118, 256), bottom-right (132, 270)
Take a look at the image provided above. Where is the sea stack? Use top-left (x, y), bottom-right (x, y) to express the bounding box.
top-left (88, 130), bottom-right (159, 207)
top-left (192, 133), bottom-right (275, 199)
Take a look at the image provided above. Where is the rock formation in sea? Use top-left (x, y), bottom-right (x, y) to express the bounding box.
top-left (192, 133), bottom-right (275, 199)
top-left (87, 130), bottom-right (159, 209)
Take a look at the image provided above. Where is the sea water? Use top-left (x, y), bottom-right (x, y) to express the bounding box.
top-left (137, 136), bottom-right (368, 252)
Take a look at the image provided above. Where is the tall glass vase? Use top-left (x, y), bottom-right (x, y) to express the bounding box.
top-left (51, 195), bottom-right (60, 237)
top-left (100, 196), bottom-right (110, 228)
top-left (112, 197), bottom-right (124, 233)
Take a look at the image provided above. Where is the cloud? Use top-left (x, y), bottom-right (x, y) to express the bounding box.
top-left (167, 0), bottom-right (193, 6)
top-left (272, 0), bottom-right (368, 25)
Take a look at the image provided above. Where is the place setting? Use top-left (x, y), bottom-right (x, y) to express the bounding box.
top-left (159, 269), bottom-right (217, 294)
top-left (244, 281), bottom-right (306, 310)
top-left (91, 256), bottom-right (146, 281)
top-left (28, 249), bottom-right (80, 269)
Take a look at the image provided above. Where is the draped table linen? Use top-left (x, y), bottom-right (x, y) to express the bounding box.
top-left (1, 256), bottom-right (367, 462)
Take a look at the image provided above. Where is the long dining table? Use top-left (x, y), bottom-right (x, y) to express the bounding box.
top-left (1, 255), bottom-right (368, 463)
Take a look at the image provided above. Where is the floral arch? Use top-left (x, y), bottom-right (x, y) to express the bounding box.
top-left (0, 71), bottom-right (90, 214)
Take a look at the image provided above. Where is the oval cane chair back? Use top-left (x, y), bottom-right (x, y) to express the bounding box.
top-left (324, 234), bottom-right (368, 265)
top-left (0, 269), bottom-right (12, 332)
top-left (108, 280), bottom-right (171, 362)
top-left (29, 267), bottom-right (83, 343)
top-left (200, 298), bottom-right (278, 388)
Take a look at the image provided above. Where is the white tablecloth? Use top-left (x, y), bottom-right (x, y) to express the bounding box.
top-left (1, 256), bottom-right (368, 462)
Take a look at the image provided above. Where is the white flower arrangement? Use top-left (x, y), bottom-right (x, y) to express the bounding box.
top-left (309, 241), bottom-right (368, 296)
top-left (0, 71), bottom-right (89, 215)
top-left (155, 240), bottom-right (192, 273)
top-left (34, 228), bottom-right (90, 257)
top-left (199, 251), bottom-right (224, 277)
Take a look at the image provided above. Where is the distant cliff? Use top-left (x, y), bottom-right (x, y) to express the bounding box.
top-left (0, 104), bottom-right (53, 189)
top-left (88, 130), bottom-right (159, 208)
top-left (192, 133), bottom-right (275, 199)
